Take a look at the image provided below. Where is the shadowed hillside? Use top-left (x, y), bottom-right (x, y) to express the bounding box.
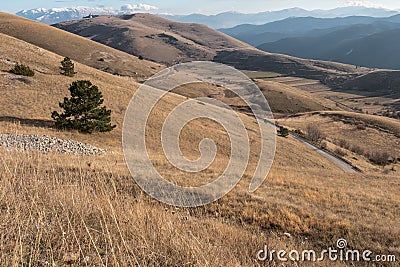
top-left (258, 25), bottom-right (400, 69)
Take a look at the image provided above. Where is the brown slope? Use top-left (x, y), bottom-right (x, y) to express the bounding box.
top-left (53, 13), bottom-right (400, 120)
top-left (53, 13), bottom-right (374, 81)
top-left (340, 70), bottom-right (400, 98)
top-left (2, 33), bottom-right (400, 264)
top-left (213, 49), bottom-right (371, 83)
top-left (0, 12), bottom-right (163, 79)
top-left (53, 13), bottom-right (251, 66)
top-left (255, 79), bottom-right (339, 114)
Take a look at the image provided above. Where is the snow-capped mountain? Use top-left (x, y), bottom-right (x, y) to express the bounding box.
top-left (17, 4), bottom-right (400, 27)
top-left (16, 4), bottom-right (158, 24)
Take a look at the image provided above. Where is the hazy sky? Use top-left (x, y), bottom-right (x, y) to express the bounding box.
top-left (1, 0), bottom-right (400, 14)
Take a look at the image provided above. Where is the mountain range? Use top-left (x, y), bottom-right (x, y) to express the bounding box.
top-left (16, 4), bottom-right (158, 24)
top-left (17, 6), bottom-right (399, 28)
top-left (220, 15), bottom-right (400, 69)
top-left (257, 22), bottom-right (400, 69)
top-left (220, 15), bottom-right (400, 43)
top-left (162, 6), bottom-right (399, 28)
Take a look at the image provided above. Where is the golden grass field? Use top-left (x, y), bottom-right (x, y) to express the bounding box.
top-left (261, 74), bottom-right (400, 116)
top-left (278, 111), bottom-right (400, 173)
top-left (0, 21), bottom-right (400, 266)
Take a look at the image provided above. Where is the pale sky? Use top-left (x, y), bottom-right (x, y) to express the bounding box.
top-left (1, 0), bottom-right (400, 15)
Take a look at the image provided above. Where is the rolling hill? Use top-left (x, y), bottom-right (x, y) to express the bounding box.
top-left (0, 14), bottom-right (399, 266)
top-left (53, 13), bottom-right (251, 66)
top-left (0, 12), bottom-right (162, 79)
top-left (16, 6), bottom-right (399, 28)
top-left (51, 11), bottom-right (400, 108)
top-left (52, 13), bottom-right (373, 84)
top-left (5, 12), bottom-right (398, 116)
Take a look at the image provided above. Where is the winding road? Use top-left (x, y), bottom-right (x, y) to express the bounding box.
top-left (290, 133), bottom-right (359, 173)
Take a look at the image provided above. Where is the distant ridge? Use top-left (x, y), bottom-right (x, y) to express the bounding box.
top-left (16, 4), bottom-right (158, 24)
top-left (220, 14), bottom-right (400, 69)
top-left (16, 6), bottom-right (399, 28)
top-left (162, 6), bottom-right (399, 28)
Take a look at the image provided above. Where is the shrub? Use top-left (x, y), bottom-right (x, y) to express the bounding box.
top-left (278, 126), bottom-right (289, 138)
top-left (356, 123), bottom-right (366, 130)
top-left (351, 145), bottom-right (365, 155)
top-left (368, 151), bottom-right (390, 166)
top-left (60, 57), bottom-right (76, 77)
top-left (9, 64), bottom-right (35, 77)
top-left (335, 148), bottom-right (347, 157)
top-left (320, 141), bottom-right (328, 150)
top-left (138, 55), bottom-right (144, 60)
top-left (338, 139), bottom-right (350, 149)
top-left (294, 129), bottom-right (304, 136)
top-left (306, 123), bottom-right (324, 143)
top-left (52, 80), bottom-right (116, 134)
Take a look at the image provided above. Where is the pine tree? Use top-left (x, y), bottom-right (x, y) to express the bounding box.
top-left (278, 126), bottom-right (289, 138)
top-left (10, 63), bottom-right (35, 77)
top-left (60, 57), bottom-right (76, 77)
top-left (52, 80), bottom-right (116, 133)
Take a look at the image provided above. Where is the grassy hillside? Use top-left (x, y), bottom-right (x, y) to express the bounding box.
top-left (47, 11), bottom-right (400, 115)
top-left (278, 111), bottom-right (400, 172)
top-left (213, 49), bottom-right (369, 83)
top-left (53, 13), bottom-right (251, 66)
top-left (169, 79), bottom-right (339, 116)
top-left (259, 72), bottom-right (400, 118)
top-left (255, 80), bottom-right (340, 114)
top-left (0, 21), bottom-right (399, 266)
top-left (0, 12), bottom-right (163, 79)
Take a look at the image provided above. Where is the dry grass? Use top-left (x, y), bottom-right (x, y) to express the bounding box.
top-left (0, 149), bottom-right (270, 266)
top-left (263, 73), bottom-right (400, 116)
top-left (255, 79), bottom-right (340, 115)
top-left (171, 79), bottom-right (340, 117)
top-left (278, 112), bottom-right (400, 173)
top-left (0, 13), bottom-right (163, 79)
top-left (1, 25), bottom-right (399, 266)
top-left (319, 111), bottom-right (400, 137)
top-left (1, 124), bottom-right (399, 266)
